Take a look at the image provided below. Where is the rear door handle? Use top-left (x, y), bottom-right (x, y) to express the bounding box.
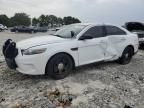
top-left (100, 40), bottom-right (105, 43)
top-left (120, 38), bottom-right (126, 41)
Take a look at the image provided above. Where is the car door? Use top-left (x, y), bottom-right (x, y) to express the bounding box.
top-left (104, 25), bottom-right (127, 60)
top-left (78, 26), bottom-right (107, 65)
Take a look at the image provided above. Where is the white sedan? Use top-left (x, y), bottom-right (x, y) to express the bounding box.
top-left (3, 23), bottom-right (139, 79)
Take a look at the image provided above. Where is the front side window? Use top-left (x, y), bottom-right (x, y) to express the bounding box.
top-left (54, 25), bottom-right (86, 38)
top-left (83, 26), bottom-right (105, 38)
top-left (106, 25), bottom-right (126, 36)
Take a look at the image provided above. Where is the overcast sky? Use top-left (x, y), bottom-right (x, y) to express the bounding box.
top-left (0, 0), bottom-right (144, 25)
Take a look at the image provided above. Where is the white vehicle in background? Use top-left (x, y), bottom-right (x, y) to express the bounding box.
top-left (0, 24), bottom-right (7, 31)
top-left (3, 23), bottom-right (139, 79)
top-left (0, 24), bottom-right (4, 32)
top-left (4, 26), bottom-right (8, 30)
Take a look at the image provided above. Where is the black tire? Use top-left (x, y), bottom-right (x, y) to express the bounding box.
top-left (118, 47), bottom-right (134, 65)
top-left (46, 53), bottom-right (73, 80)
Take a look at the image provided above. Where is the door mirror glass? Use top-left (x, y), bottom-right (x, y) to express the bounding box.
top-left (79, 35), bottom-right (93, 40)
top-left (71, 31), bottom-right (75, 37)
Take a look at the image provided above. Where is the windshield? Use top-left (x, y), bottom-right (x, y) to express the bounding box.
top-left (54, 25), bottom-right (86, 38)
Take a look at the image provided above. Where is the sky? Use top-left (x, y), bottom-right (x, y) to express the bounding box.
top-left (0, 0), bottom-right (144, 25)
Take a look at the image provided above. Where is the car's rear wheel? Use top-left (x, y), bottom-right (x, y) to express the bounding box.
top-left (118, 47), bottom-right (134, 65)
top-left (46, 53), bottom-right (73, 80)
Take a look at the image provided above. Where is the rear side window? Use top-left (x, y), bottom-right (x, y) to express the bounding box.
top-left (105, 25), bottom-right (126, 36)
top-left (83, 26), bottom-right (105, 38)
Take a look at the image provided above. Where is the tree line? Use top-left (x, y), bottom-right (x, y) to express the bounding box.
top-left (0, 13), bottom-right (81, 27)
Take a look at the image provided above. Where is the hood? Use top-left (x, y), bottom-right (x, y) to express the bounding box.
top-left (17, 35), bottom-right (66, 49)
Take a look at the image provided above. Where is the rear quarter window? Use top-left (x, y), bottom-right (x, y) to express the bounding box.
top-left (106, 25), bottom-right (126, 36)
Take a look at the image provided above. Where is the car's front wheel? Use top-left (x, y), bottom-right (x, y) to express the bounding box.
top-left (46, 53), bottom-right (73, 80)
top-left (118, 47), bottom-right (134, 65)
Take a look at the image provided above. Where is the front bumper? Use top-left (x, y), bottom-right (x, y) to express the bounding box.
top-left (139, 38), bottom-right (144, 49)
top-left (2, 39), bottom-right (47, 75)
top-left (139, 41), bottom-right (144, 45)
top-left (15, 56), bottom-right (45, 75)
top-left (139, 38), bottom-right (144, 44)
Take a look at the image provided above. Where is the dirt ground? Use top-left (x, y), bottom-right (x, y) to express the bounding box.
top-left (0, 31), bottom-right (144, 108)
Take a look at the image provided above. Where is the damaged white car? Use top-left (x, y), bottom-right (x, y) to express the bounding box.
top-left (3, 23), bottom-right (139, 79)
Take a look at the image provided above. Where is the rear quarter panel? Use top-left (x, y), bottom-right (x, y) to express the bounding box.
top-left (121, 33), bottom-right (139, 56)
top-left (118, 27), bottom-right (139, 56)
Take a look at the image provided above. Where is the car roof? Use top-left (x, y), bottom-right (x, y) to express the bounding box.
top-left (72, 23), bottom-right (120, 27)
top-left (71, 23), bottom-right (102, 26)
top-left (71, 23), bottom-right (130, 34)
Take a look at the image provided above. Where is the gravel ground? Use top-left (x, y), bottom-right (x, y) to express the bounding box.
top-left (0, 31), bottom-right (144, 108)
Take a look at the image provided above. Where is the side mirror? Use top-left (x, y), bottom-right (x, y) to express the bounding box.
top-left (55, 28), bottom-right (60, 31)
top-left (71, 31), bottom-right (75, 37)
top-left (79, 35), bottom-right (93, 40)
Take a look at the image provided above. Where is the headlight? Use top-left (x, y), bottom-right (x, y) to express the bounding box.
top-left (22, 48), bottom-right (47, 55)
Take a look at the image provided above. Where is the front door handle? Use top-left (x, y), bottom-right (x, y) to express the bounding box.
top-left (71, 47), bottom-right (78, 51)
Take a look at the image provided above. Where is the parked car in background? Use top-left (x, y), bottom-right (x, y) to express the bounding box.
top-left (3, 23), bottom-right (138, 79)
top-left (11, 26), bottom-right (48, 33)
top-left (52, 26), bottom-right (66, 31)
top-left (34, 26), bottom-right (48, 32)
top-left (125, 22), bottom-right (144, 48)
top-left (3, 26), bottom-right (8, 30)
top-left (50, 28), bottom-right (60, 31)
top-left (10, 26), bottom-right (37, 33)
